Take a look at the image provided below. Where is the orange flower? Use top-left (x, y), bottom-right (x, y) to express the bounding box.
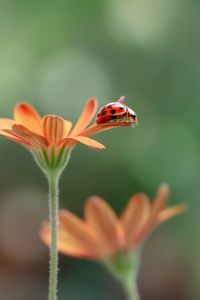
top-left (0, 97), bottom-right (135, 170)
top-left (40, 184), bottom-right (187, 260)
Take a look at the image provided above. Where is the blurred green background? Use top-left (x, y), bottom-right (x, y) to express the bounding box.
top-left (0, 0), bottom-right (198, 299)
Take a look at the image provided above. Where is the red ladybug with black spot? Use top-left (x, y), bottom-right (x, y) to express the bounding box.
top-left (96, 98), bottom-right (137, 126)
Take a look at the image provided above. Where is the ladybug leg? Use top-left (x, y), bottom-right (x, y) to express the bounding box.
top-left (110, 116), bottom-right (118, 123)
top-left (116, 115), bottom-right (122, 123)
top-left (119, 113), bottom-right (126, 123)
top-left (124, 110), bottom-right (130, 123)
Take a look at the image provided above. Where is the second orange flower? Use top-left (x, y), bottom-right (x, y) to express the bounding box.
top-left (40, 184), bottom-right (187, 260)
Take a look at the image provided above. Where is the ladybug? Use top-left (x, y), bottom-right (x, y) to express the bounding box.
top-left (96, 101), bottom-right (137, 126)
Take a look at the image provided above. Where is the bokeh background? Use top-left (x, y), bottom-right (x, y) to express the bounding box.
top-left (0, 0), bottom-right (199, 299)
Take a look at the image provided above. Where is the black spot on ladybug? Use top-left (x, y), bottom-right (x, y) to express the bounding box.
top-left (108, 105), bottom-right (113, 108)
top-left (111, 109), bottom-right (116, 114)
top-left (101, 110), bottom-right (107, 116)
top-left (119, 106), bottom-right (124, 110)
top-left (111, 115), bottom-right (117, 120)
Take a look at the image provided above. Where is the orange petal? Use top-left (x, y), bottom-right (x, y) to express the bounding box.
top-left (80, 120), bottom-right (132, 137)
top-left (1, 129), bottom-right (32, 146)
top-left (11, 124), bottom-right (47, 148)
top-left (120, 193), bottom-right (150, 246)
top-left (43, 115), bottom-right (66, 146)
top-left (61, 136), bottom-right (105, 150)
top-left (132, 184), bottom-right (170, 247)
top-left (80, 123), bottom-right (117, 137)
top-left (70, 98), bottom-right (97, 136)
top-left (84, 196), bottom-right (120, 254)
top-left (148, 183), bottom-right (169, 224)
top-left (58, 210), bottom-right (103, 258)
top-left (157, 204), bottom-right (188, 223)
top-left (0, 118), bottom-right (15, 132)
top-left (63, 120), bottom-right (73, 137)
top-left (14, 102), bottom-right (42, 135)
top-left (40, 221), bottom-right (97, 259)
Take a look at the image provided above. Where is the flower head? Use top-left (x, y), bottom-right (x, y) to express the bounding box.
top-left (40, 184), bottom-right (187, 261)
top-left (0, 97), bottom-right (136, 171)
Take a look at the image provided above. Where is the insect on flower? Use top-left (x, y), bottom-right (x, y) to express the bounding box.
top-left (0, 96), bottom-right (136, 171)
top-left (96, 96), bottom-right (138, 126)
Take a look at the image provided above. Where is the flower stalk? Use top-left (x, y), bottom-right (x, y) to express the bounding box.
top-left (48, 170), bottom-right (59, 300)
top-left (105, 252), bottom-right (140, 300)
top-left (45, 151), bottom-right (71, 300)
top-left (122, 276), bottom-right (139, 300)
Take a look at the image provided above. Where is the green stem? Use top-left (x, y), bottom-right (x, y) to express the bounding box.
top-left (33, 148), bottom-right (71, 299)
top-left (120, 271), bottom-right (140, 300)
top-left (48, 171), bottom-right (59, 300)
top-left (104, 252), bottom-right (140, 300)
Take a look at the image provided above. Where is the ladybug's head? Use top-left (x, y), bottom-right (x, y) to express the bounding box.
top-left (127, 107), bottom-right (138, 126)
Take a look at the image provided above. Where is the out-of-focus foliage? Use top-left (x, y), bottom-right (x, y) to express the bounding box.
top-left (0, 0), bottom-right (199, 299)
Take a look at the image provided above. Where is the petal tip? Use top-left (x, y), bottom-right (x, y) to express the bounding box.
top-left (128, 193), bottom-right (148, 204)
top-left (178, 203), bottom-right (189, 214)
top-left (59, 209), bottom-right (69, 217)
top-left (98, 145), bottom-right (106, 150)
top-left (88, 97), bottom-right (98, 104)
top-left (176, 203), bottom-right (188, 212)
top-left (158, 203), bottom-right (188, 223)
top-left (86, 195), bottom-right (102, 204)
top-left (15, 102), bottom-right (33, 113)
top-left (87, 97), bottom-right (98, 114)
top-left (135, 193), bottom-right (147, 201)
top-left (159, 182), bottom-right (170, 194)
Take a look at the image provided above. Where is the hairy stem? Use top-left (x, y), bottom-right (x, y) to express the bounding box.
top-left (48, 172), bottom-right (59, 300)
